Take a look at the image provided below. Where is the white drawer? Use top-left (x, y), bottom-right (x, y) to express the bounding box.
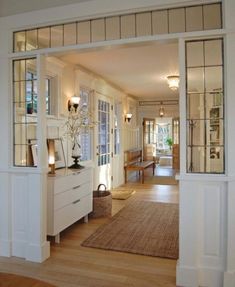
top-left (54, 168), bottom-right (92, 194)
top-left (54, 181), bottom-right (92, 211)
top-left (52, 193), bottom-right (92, 236)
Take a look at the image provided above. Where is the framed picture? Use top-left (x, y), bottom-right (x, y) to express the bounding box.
top-left (28, 139), bottom-right (38, 167)
top-left (47, 138), bottom-right (66, 169)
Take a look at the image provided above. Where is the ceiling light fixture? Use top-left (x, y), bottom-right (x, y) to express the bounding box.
top-left (167, 75), bottom-right (179, 91)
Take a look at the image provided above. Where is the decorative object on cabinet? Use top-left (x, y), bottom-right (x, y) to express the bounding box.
top-left (92, 184), bottom-right (112, 218)
top-left (64, 95), bottom-right (96, 169)
top-left (28, 139), bottom-right (38, 167)
top-left (47, 139), bottom-right (55, 174)
top-left (54, 138), bottom-right (66, 169)
top-left (47, 167), bottom-right (93, 243)
top-left (47, 138), bottom-right (66, 171)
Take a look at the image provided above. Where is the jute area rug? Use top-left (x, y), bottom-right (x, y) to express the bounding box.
top-left (82, 200), bottom-right (179, 259)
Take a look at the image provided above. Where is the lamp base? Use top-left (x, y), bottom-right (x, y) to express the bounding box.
top-left (69, 163), bottom-right (84, 169)
top-left (69, 156), bottom-right (84, 169)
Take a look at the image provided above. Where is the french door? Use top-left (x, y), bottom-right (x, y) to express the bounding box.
top-left (94, 93), bottom-right (112, 189)
top-left (143, 118), bottom-right (156, 161)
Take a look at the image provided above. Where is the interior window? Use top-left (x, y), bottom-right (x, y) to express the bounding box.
top-left (26, 71), bottom-right (51, 115)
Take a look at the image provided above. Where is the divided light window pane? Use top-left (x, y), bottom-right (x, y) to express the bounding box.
top-left (64, 23), bottom-right (77, 46)
top-left (38, 27), bottom-right (50, 49)
top-left (186, 39), bottom-right (224, 174)
top-left (51, 25), bottom-right (63, 47)
top-left (26, 29), bottom-right (37, 51)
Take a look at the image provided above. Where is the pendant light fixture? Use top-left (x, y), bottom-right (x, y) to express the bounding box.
top-left (159, 102), bottom-right (164, 117)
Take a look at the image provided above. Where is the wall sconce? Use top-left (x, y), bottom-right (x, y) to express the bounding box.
top-left (167, 75), bottom-right (179, 91)
top-left (47, 139), bottom-right (55, 175)
top-left (125, 113), bottom-right (132, 123)
top-left (159, 102), bottom-right (165, 117)
top-left (68, 95), bottom-right (80, 112)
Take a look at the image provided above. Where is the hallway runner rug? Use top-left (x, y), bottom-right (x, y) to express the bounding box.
top-left (82, 200), bottom-right (179, 259)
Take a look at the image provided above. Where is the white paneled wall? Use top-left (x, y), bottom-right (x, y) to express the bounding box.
top-left (123, 128), bottom-right (140, 151)
top-left (177, 178), bottom-right (227, 287)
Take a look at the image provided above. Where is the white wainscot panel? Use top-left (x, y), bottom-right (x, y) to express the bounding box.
top-left (11, 174), bottom-right (28, 258)
top-left (177, 179), bottom-right (227, 287)
top-left (203, 184), bottom-right (221, 256)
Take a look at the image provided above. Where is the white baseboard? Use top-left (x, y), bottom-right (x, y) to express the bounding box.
top-left (177, 263), bottom-right (224, 287)
top-left (12, 240), bottom-right (26, 258)
top-left (11, 239), bottom-right (50, 262)
top-left (223, 271), bottom-right (235, 287)
top-left (0, 239), bottom-right (11, 257)
top-left (176, 263), bottom-right (199, 287)
top-left (26, 241), bottom-right (50, 263)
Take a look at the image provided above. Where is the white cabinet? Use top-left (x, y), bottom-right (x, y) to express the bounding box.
top-left (47, 167), bottom-right (93, 243)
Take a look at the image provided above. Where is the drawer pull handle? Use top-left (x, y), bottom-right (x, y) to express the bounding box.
top-left (73, 199), bottom-right (80, 204)
top-left (72, 172), bottom-right (80, 175)
top-left (73, 185), bottom-right (81, 190)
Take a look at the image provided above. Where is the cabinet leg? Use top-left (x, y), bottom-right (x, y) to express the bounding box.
top-left (55, 234), bottom-right (60, 244)
top-left (84, 214), bottom-right (88, 223)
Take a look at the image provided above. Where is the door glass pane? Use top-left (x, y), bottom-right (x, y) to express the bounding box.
top-left (98, 99), bottom-right (110, 166)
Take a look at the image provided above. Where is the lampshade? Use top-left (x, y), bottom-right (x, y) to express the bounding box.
top-left (47, 139), bottom-right (55, 174)
top-left (68, 95), bottom-right (80, 112)
top-left (167, 75), bottom-right (179, 91)
top-left (125, 113), bottom-right (132, 122)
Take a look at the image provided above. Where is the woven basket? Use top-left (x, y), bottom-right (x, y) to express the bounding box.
top-left (91, 184), bottom-right (112, 218)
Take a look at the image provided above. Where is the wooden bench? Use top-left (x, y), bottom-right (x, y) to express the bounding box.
top-left (124, 149), bottom-right (155, 184)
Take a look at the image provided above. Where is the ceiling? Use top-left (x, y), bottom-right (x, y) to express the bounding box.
top-left (0, 0), bottom-right (93, 17)
top-left (60, 41), bottom-right (179, 100)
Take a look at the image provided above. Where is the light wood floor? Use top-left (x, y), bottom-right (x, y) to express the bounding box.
top-left (0, 181), bottom-right (178, 287)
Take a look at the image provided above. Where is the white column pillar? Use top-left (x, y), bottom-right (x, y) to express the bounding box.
top-left (0, 23), bottom-right (11, 257)
top-left (25, 54), bottom-right (50, 262)
top-left (223, 2), bottom-right (235, 283)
